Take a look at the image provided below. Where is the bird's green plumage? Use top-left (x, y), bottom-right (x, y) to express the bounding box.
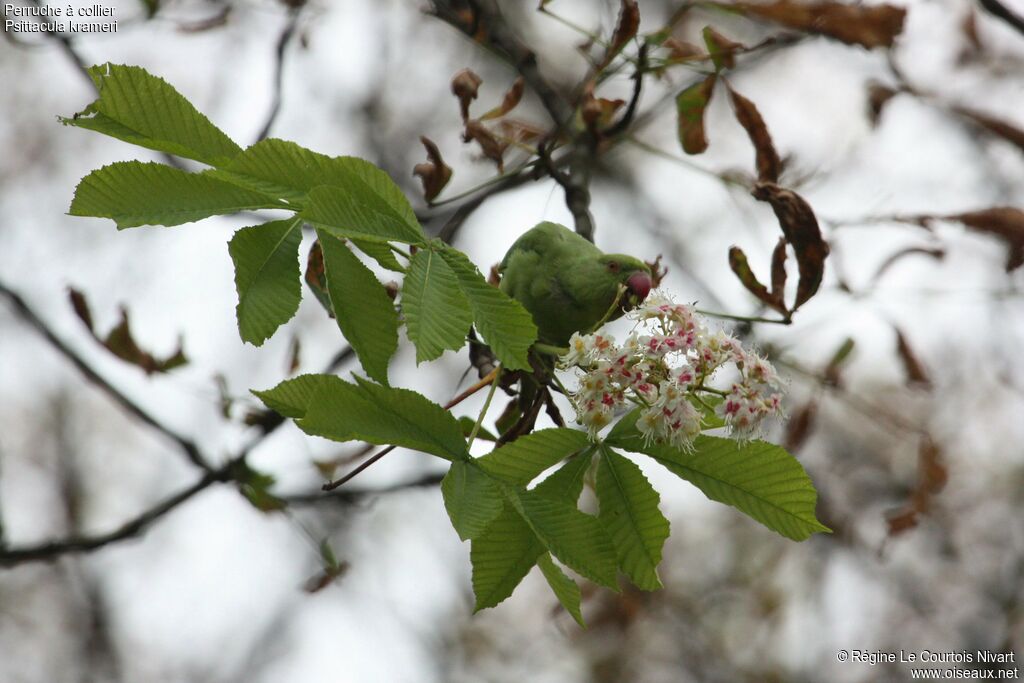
top-left (499, 222), bottom-right (652, 345)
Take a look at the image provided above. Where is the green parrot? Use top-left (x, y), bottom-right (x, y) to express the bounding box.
top-left (499, 222), bottom-right (654, 346)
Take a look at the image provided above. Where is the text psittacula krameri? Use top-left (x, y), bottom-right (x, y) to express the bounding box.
top-left (499, 222), bottom-right (654, 346)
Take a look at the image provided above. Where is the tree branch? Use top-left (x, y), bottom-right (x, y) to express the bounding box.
top-left (0, 282), bottom-right (212, 472)
top-left (254, 6), bottom-right (302, 142)
top-left (428, 0), bottom-right (571, 124)
top-left (286, 472), bottom-right (445, 506)
top-left (0, 467), bottom-right (230, 567)
top-left (428, 0), bottom-right (598, 240)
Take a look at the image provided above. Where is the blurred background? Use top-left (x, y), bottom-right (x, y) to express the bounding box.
top-left (1, 0), bottom-right (1023, 681)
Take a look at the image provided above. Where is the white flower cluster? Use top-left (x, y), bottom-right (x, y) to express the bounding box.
top-left (560, 293), bottom-right (784, 448)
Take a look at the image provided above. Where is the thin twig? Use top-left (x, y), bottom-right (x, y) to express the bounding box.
top-left (321, 446), bottom-right (398, 491)
top-left (319, 367), bottom-right (501, 490)
top-left (285, 472), bottom-right (446, 505)
top-left (605, 42), bottom-right (648, 138)
top-left (254, 6), bottom-right (301, 142)
top-left (467, 367), bottom-right (502, 449)
top-left (0, 467), bottom-right (230, 566)
top-left (695, 308), bottom-right (792, 326)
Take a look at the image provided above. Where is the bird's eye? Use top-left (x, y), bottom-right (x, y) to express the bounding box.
top-left (606, 261), bottom-right (620, 273)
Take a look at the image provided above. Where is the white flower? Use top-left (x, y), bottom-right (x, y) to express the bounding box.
top-left (561, 332), bottom-right (592, 366)
top-left (719, 382), bottom-right (784, 441)
top-left (561, 332), bottom-right (618, 367)
top-left (559, 290), bottom-right (786, 449)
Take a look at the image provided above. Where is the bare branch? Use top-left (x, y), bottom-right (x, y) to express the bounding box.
top-left (429, 0), bottom-right (571, 124)
top-left (428, 0), bottom-right (597, 240)
top-left (0, 282), bottom-right (212, 472)
top-left (285, 473), bottom-right (446, 505)
top-left (254, 6), bottom-right (302, 142)
top-left (0, 468), bottom-right (228, 567)
top-left (605, 42), bottom-right (648, 138)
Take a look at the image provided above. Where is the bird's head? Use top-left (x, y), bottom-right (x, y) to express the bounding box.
top-left (599, 255), bottom-right (653, 310)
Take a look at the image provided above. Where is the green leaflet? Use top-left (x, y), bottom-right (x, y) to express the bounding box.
top-left (317, 232), bottom-right (398, 385)
top-left (69, 162), bottom-right (277, 228)
top-left (607, 411), bottom-right (830, 541)
top-left (457, 416), bottom-right (497, 442)
top-left (251, 373), bottom-right (347, 418)
top-left (61, 63), bottom-right (242, 167)
top-left (513, 490), bottom-right (619, 590)
top-left (470, 504), bottom-right (544, 611)
top-left (209, 138), bottom-right (345, 203)
top-left (676, 75), bottom-right (716, 155)
top-left (596, 446), bottom-right (670, 591)
top-left (351, 239), bottom-right (405, 272)
top-left (302, 180), bottom-right (425, 245)
top-left (210, 140), bottom-right (422, 231)
top-left (533, 449), bottom-right (594, 503)
top-left (228, 218), bottom-right (303, 346)
top-left (437, 246), bottom-right (537, 371)
top-left (467, 447), bottom-right (598, 612)
top-left (477, 428), bottom-right (590, 486)
top-left (441, 461), bottom-right (503, 541)
top-left (536, 553), bottom-right (584, 626)
top-left (254, 373), bottom-right (467, 461)
top-left (402, 249), bottom-right (473, 363)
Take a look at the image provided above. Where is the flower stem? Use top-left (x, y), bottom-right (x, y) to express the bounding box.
top-left (534, 342), bottom-right (570, 356)
top-left (587, 284), bottom-right (627, 334)
top-left (695, 308), bottom-right (791, 325)
top-left (467, 367), bottom-right (502, 450)
top-left (428, 159), bottom-right (538, 208)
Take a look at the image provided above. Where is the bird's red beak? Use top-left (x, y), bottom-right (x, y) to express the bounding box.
top-left (627, 271), bottom-right (652, 302)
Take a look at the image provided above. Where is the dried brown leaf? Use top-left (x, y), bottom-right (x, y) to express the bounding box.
top-left (581, 83), bottom-right (626, 134)
top-left (481, 76), bottom-right (525, 121)
top-left (893, 326), bottom-right (931, 388)
top-left (784, 400), bottom-right (817, 450)
top-left (413, 136), bottom-right (453, 202)
top-left (287, 334), bottom-right (302, 374)
top-left (770, 236), bottom-right (788, 298)
top-left (886, 508), bottom-right (919, 536)
top-left (104, 309), bottom-right (188, 375)
top-left (867, 83), bottom-right (898, 125)
top-left (602, 0), bottom-right (640, 67)
top-left (451, 68), bottom-right (483, 122)
top-left (728, 85), bottom-right (781, 183)
top-left (728, 246), bottom-right (787, 315)
top-left (462, 119), bottom-right (507, 171)
top-left (736, 1), bottom-right (906, 49)
top-left (68, 288), bottom-right (188, 375)
top-left (676, 74), bottom-right (717, 155)
top-left (945, 207), bottom-right (1024, 271)
top-left (665, 38), bottom-right (703, 62)
top-left (918, 436), bottom-right (947, 495)
top-left (68, 287), bottom-right (94, 331)
top-left (499, 118), bottom-right (546, 145)
top-left (752, 183), bottom-right (829, 310)
top-left (305, 240), bottom-right (334, 318)
top-left (702, 26), bottom-right (744, 70)
top-left (886, 436), bottom-right (947, 537)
